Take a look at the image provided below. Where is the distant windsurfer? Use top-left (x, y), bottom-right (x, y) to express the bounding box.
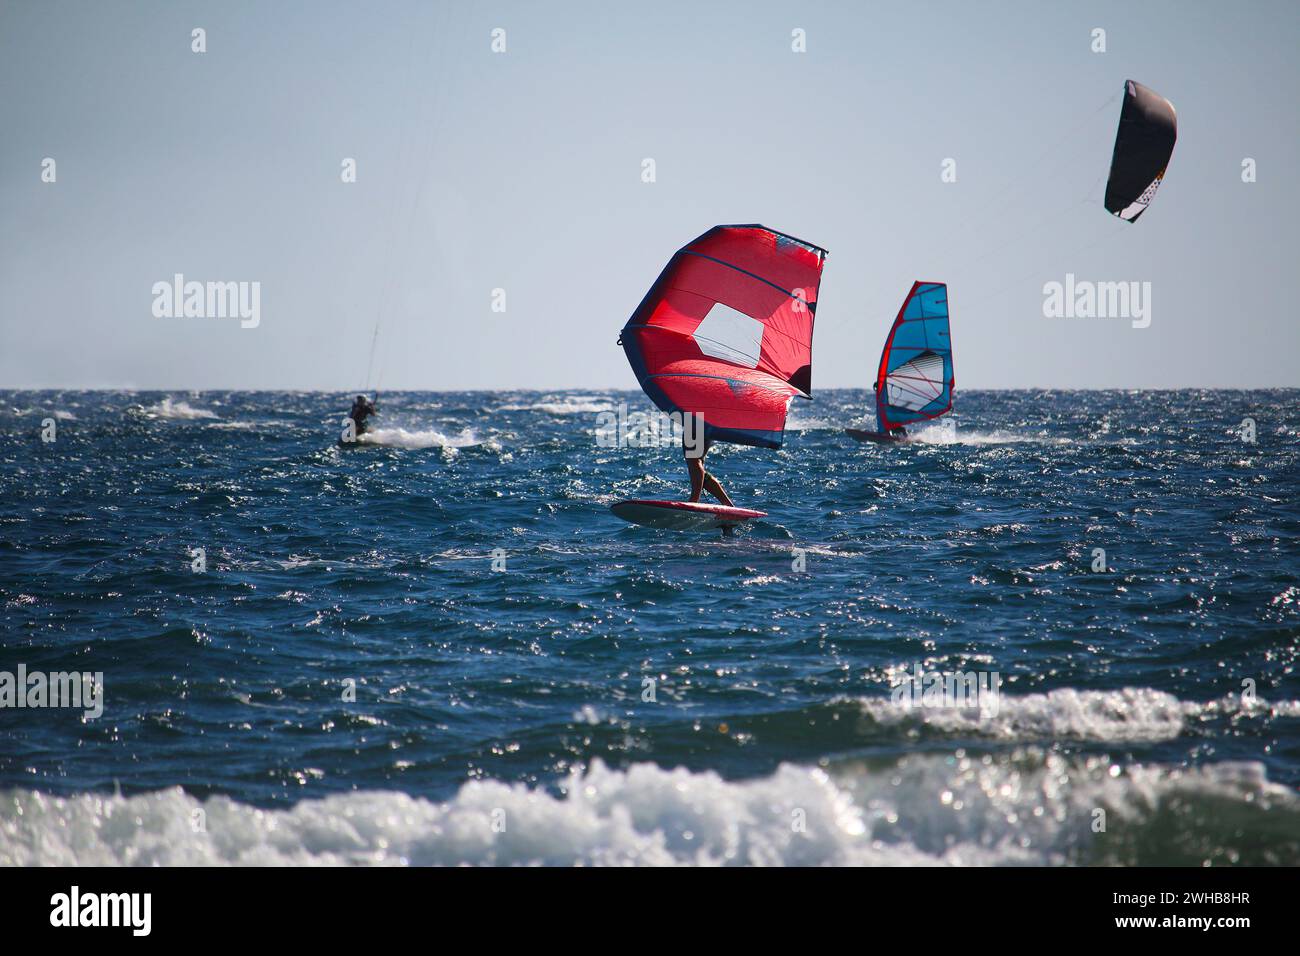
top-left (684, 430), bottom-right (734, 507)
top-left (348, 394), bottom-right (377, 436)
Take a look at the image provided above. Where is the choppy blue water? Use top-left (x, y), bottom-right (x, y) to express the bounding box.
top-left (1, 389), bottom-right (1298, 865)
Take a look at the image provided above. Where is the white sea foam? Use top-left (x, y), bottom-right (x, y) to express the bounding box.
top-left (143, 397), bottom-right (217, 420)
top-left (1, 754), bottom-right (1294, 866)
top-left (355, 427), bottom-right (484, 451)
top-left (840, 687), bottom-right (1300, 742)
top-left (7, 407), bottom-right (78, 419)
top-left (909, 427), bottom-right (1071, 446)
top-left (501, 395), bottom-right (614, 415)
top-left (785, 416), bottom-right (835, 431)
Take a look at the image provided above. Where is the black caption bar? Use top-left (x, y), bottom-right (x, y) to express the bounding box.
top-left (0, 865), bottom-right (1283, 943)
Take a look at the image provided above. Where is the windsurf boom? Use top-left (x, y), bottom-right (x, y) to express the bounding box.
top-left (619, 225), bottom-right (828, 449)
top-left (874, 282), bottom-right (954, 433)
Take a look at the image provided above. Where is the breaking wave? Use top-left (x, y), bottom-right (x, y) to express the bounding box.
top-left (2, 755), bottom-right (1295, 866)
top-left (837, 687), bottom-right (1300, 743)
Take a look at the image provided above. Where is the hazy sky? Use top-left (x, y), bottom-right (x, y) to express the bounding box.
top-left (2, 0), bottom-right (1297, 390)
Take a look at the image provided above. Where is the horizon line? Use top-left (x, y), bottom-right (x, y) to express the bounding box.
top-left (3, 385), bottom-right (1298, 394)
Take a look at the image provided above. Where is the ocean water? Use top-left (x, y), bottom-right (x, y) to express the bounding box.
top-left (1, 388), bottom-right (1298, 866)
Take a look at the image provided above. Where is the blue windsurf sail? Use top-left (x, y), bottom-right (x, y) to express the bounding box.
top-left (874, 282), bottom-right (954, 431)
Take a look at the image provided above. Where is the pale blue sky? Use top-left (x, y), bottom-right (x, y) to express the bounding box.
top-left (1, 0), bottom-right (1296, 390)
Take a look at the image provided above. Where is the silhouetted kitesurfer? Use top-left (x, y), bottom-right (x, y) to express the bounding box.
top-left (348, 394), bottom-right (377, 435)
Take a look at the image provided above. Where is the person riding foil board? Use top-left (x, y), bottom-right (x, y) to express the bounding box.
top-left (617, 224), bottom-right (828, 520)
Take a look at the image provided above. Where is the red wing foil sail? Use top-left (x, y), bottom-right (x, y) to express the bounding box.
top-left (875, 281), bottom-right (954, 431)
top-left (1104, 80), bottom-right (1177, 223)
top-left (620, 224), bottom-right (828, 449)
